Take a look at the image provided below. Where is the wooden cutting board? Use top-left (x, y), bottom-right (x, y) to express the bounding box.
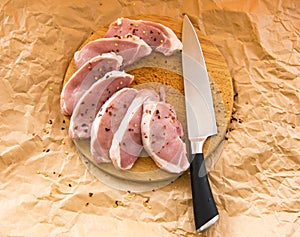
top-left (63, 15), bottom-right (233, 188)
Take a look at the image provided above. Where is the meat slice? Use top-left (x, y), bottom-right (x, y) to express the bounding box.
top-left (141, 100), bottom-right (189, 173)
top-left (69, 71), bottom-right (134, 139)
top-left (60, 53), bottom-right (122, 115)
top-left (104, 18), bottom-right (183, 56)
top-left (74, 35), bottom-right (152, 69)
top-left (110, 89), bottom-right (159, 170)
top-left (90, 88), bottom-right (138, 164)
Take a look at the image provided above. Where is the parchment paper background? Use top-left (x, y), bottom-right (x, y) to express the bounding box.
top-left (0, 0), bottom-right (299, 236)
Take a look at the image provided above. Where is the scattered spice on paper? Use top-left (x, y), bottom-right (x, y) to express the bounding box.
top-left (113, 200), bottom-right (124, 208)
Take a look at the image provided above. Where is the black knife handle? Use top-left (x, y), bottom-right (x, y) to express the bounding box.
top-left (190, 153), bottom-right (219, 232)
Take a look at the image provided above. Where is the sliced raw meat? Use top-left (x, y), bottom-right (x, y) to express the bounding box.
top-left (104, 18), bottom-right (183, 56)
top-left (110, 89), bottom-right (159, 170)
top-left (74, 35), bottom-right (152, 69)
top-left (90, 88), bottom-right (138, 164)
top-left (69, 71), bottom-right (134, 139)
top-left (141, 100), bottom-right (189, 173)
top-left (60, 53), bottom-right (122, 115)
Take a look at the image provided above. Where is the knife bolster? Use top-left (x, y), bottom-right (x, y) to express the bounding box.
top-left (190, 137), bottom-right (207, 154)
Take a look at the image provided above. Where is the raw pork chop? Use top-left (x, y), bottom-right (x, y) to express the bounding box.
top-left (69, 71), bottom-right (134, 139)
top-left (141, 100), bottom-right (189, 173)
top-left (90, 88), bottom-right (138, 164)
top-left (110, 89), bottom-right (159, 170)
top-left (74, 35), bottom-right (152, 69)
top-left (104, 18), bottom-right (183, 56)
top-left (60, 53), bottom-right (122, 115)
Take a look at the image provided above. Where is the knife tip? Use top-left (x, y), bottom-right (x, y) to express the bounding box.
top-left (183, 14), bottom-right (191, 23)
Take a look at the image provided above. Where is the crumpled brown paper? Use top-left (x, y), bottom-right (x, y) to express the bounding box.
top-left (0, 0), bottom-right (299, 236)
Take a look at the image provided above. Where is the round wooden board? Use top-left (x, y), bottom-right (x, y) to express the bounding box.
top-left (63, 15), bottom-right (233, 190)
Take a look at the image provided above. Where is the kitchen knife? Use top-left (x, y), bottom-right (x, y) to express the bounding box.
top-left (182, 15), bottom-right (219, 232)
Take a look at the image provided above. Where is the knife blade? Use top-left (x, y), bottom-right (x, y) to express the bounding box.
top-left (182, 15), bottom-right (219, 232)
